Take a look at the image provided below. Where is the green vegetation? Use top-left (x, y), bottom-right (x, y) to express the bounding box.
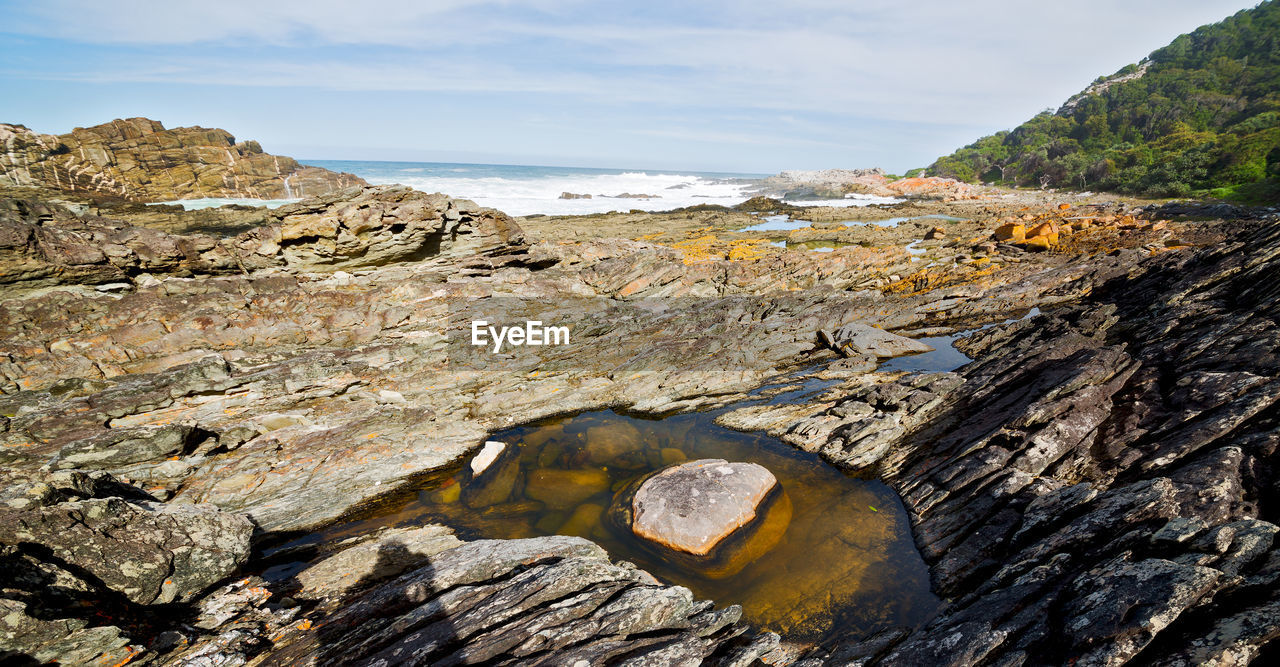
top-left (927, 1), bottom-right (1280, 202)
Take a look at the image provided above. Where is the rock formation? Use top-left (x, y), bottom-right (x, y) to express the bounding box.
top-left (821, 322), bottom-right (934, 359)
top-left (0, 184), bottom-right (522, 290)
top-left (0, 118), bottom-right (365, 201)
top-left (718, 215), bottom-right (1280, 665)
top-left (0, 167), bottom-right (1275, 664)
top-left (630, 459), bottom-right (780, 555)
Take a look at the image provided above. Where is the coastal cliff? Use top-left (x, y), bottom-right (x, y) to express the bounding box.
top-left (0, 118), bottom-right (365, 202)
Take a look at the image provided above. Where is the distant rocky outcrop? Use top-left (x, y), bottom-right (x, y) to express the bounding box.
top-left (0, 118), bottom-right (365, 202)
top-left (757, 168), bottom-right (977, 201)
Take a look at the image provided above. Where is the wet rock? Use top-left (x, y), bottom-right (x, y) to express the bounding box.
top-left (584, 421), bottom-right (644, 463)
top-left (631, 459), bottom-right (780, 556)
top-left (463, 441), bottom-right (522, 509)
top-left (525, 468), bottom-right (611, 510)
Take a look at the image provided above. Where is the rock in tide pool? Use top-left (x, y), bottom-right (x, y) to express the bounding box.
top-left (822, 321), bottom-right (934, 359)
top-left (631, 459), bottom-right (780, 556)
top-left (463, 441), bottom-right (520, 509)
top-left (524, 468), bottom-right (610, 509)
top-left (469, 440), bottom-right (506, 476)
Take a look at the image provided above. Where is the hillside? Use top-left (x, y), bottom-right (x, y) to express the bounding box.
top-left (927, 0), bottom-right (1280, 201)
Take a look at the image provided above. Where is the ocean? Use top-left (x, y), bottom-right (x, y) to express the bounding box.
top-left (161, 160), bottom-right (900, 216)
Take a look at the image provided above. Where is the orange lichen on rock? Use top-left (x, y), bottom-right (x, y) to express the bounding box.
top-left (727, 239), bottom-right (771, 262)
top-left (994, 223), bottom-right (1026, 242)
top-left (672, 235), bottom-right (721, 264)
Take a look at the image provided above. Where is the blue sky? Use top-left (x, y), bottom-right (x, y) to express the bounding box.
top-left (0, 0), bottom-right (1262, 173)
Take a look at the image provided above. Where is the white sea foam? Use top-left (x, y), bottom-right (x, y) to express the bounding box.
top-left (151, 197), bottom-right (301, 210)
top-left (362, 170), bottom-right (899, 217)
top-left (153, 163), bottom-right (903, 217)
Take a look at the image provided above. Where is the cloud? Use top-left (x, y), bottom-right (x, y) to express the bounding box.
top-left (0, 0), bottom-right (1262, 169)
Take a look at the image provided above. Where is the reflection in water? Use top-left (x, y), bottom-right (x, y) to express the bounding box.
top-left (880, 307), bottom-right (1044, 373)
top-left (312, 409), bottom-right (939, 645)
top-left (878, 335), bottom-right (972, 373)
top-left (740, 213), bottom-right (968, 232)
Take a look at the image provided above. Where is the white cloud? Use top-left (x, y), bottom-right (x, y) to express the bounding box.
top-left (0, 0), bottom-right (1262, 168)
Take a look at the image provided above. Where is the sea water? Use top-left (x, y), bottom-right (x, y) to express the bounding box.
top-left (157, 160), bottom-right (901, 217)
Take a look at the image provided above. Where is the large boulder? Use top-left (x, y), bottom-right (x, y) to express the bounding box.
top-left (631, 458), bottom-right (780, 556)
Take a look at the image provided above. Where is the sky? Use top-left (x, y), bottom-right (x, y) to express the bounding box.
top-left (0, 0), bottom-right (1263, 173)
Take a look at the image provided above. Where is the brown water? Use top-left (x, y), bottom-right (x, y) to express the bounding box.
top-left (295, 404), bottom-right (939, 646)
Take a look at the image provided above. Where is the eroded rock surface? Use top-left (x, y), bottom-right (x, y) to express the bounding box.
top-left (1, 173), bottom-right (1274, 664)
top-left (822, 321), bottom-right (934, 359)
top-left (0, 118), bottom-right (364, 201)
top-left (263, 536), bottom-right (762, 666)
top-left (0, 184), bottom-right (522, 289)
top-left (730, 218), bottom-right (1280, 665)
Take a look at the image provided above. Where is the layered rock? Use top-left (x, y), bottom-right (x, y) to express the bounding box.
top-left (719, 217), bottom-right (1280, 664)
top-left (0, 118), bottom-right (365, 201)
top-left (1, 173), bottom-right (1266, 664)
top-left (0, 184), bottom-right (523, 289)
top-left (260, 535), bottom-right (764, 666)
top-left (820, 321), bottom-right (934, 359)
top-left (0, 468), bottom-right (254, 663)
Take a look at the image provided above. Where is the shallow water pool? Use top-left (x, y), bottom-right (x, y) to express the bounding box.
top-left (308, 408), bottom-right (939, 645)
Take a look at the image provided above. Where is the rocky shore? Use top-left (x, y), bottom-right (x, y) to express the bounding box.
top-left (0, 118), bottom-right (364, 202)
top-left (1, 163), bottom-right (1277, 664)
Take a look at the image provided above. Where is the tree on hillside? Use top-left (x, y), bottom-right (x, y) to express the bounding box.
top-left (926, 0), bottom-right (1280, 202)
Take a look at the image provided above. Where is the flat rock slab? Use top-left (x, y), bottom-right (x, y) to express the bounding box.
top-left (632, 458), bottom-right (779, 556)
top-left (825, 321), bottom-right (934, 359)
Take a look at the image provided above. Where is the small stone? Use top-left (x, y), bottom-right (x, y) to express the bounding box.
top-left (660, 448), bottom-right (687, 465)
top-left (470, 441), bottom-right (506, 476)
top-left (94, 282), bottom-right (132, 292)
top-left (376, 389), bottom-right (405, 404)
top-left (257, 413), bottom-right (312, 431)
top-left (584, 422), bottom-right (643, 464)
top-left (559, 503), bottom-right (605, 538)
